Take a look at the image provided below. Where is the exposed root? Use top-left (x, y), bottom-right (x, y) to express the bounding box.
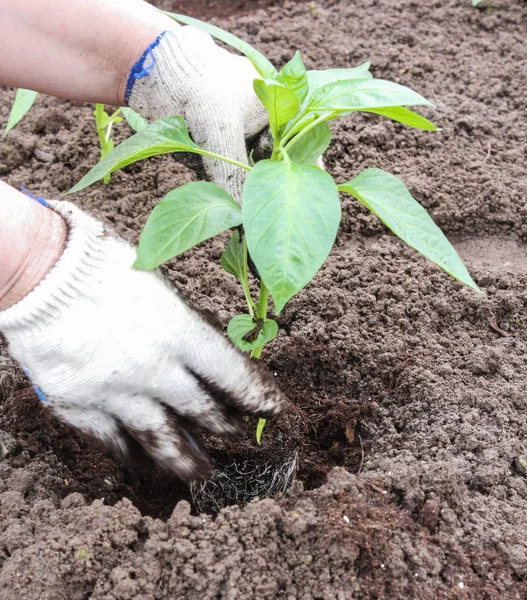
top-left (190, 450), bottom-right (298, 513)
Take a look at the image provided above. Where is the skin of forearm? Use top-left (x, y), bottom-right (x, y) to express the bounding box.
top-left (0, 1), bottom-right (177, 308)
top-left (0, 0), bottom-right (177, 106)
top-left (0, 182), bottom-right (67, 311)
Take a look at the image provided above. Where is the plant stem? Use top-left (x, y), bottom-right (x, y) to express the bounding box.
top-left (203, 151), bottom-right (252, 172)
top-left (280, 110), bottom-right (311, 146)
top-left (250, 280), bottom-right (269, 360)
top-left (94, 104), bottom-right (112, 184)
top-left (241, 238), bottom-right (255, 317)
top-left (250, 278), bottom-right (270, 443)
top-left (105, 108), bottom-right (122, 145)
top-left (282, 112), bottom-right (335, 153)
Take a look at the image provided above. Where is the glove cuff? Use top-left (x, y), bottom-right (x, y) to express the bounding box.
top-left (127, 27), bottom-right (211, 121)
top-left (0, 201), bottom-right (107, 331)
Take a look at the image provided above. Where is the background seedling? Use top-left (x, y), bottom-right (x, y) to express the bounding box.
top-left (3, 88), bottom-right (38, 136)
top-left (66, 14), bottom-right (479, 441)
top-left (94, 104), bottom-right (123, 184)
top-left (3, 91), bottom-right (146, 183)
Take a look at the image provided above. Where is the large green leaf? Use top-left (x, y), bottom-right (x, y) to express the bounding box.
top-left (277, 51), bottom-right (309, 103)
top-left (221, 229), bottom-right (245, 279)
top-left (69, 117), bottom-right (213, 194)
top-left (4, 88), bottom-right (38, 136)
top-left (120, 107), bottom-right (148, 132)
top-left (282, 64), bottom-right (374, 140)
top-left (288, 122), bottom-right (332, 164)
top-left (163, 12), bottom-right (277, 79)
top-left (253, 79), bottom-right (300, 139)
top-left (365, 106), bottom-right (437, 131)
top-left (338, 169), bottom-right (479, 291)
top-left (307, 78), bottom-right (434, 113)
top-left (306, 63), bottom-right (372, 93)
top-left (134, 182), bottom-right (241, 270)
top-left (243, 160), bottom-right (341, 313)
top-left (227, 315), bottom-right (279, 352)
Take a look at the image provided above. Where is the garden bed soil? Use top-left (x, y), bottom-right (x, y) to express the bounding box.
top-left (1, 0), bottom-right (527, 597)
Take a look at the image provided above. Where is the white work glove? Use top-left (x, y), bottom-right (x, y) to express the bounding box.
top-left (127, 26), bottom-right (269, 201)
top-left (0, 201), bottom-right (284, 480)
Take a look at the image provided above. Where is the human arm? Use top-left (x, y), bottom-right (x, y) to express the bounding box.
top-left (0, 0), bottom-right (268, 199)
top-left (0, 0), bottom-right (172, 105)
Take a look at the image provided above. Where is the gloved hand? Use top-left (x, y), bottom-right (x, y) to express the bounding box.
top-left (127, 25), bottom-right (269, 201)
top-left (0, 201), bottom-right (284, 480)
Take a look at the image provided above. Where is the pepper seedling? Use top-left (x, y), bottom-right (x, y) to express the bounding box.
top-left (3, 90), bottom-right (146, 184)
top-left (68, 13), bottom-right (479, 441)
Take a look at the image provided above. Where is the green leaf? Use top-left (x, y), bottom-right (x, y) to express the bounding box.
top-left (134, 181), bottom-right (242, 270)
top-left (227, 315), bottom-right (279, 352)
top-left (256, 417), bottom-right (266, 444)
top-left (306, 63), bottom-right (372, 93)
top-left (221, 229), bottom-right (245, 279)
top-left (4, 88), bottom-right (38, 136)
top-left (253, 79), bottom-right (301, 139)
top-left (338, 169), bottom-right (479, 291)
top-left (307, 78), bottom-right (434, 113)
top-left (121, 107), bottom-right (148, 132)
top-left (280, 64), bottom-right (373, 138)
top-left (277, 51), bottom-right (309, 103)
top-left (69, 117), bottom-right (212, 194)
top-left (365, 106), bottom-right (437, 131)
top-left (280, 62), bottom-right (372, 141)
top-left (163, 12), bottom-right (277, 79)
top-left (243, 160), bottom-right (341, 313)
top-left (288, 122), bottom-right (332, 164)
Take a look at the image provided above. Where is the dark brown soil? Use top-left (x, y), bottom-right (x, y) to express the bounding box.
top-left (156, 0), bottom-right (294, 19)
top-left (1, 0), bottom-right (527, 598)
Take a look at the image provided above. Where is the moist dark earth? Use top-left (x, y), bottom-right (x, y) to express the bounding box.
top-left (1, 0), bottom-right (527, 598)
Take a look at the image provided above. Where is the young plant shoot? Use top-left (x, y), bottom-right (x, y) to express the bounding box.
top-left (67, 14), bottom-right (479, 441)
top-left (3, 91), bottom-right (147, 184)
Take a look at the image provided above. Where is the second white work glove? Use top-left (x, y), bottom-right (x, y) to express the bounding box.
top-left (0, 202), bottom-right (284, 481)
top-left (127, 25), bottom-right (269, 201)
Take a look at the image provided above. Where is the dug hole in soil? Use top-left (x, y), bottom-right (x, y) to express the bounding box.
top-left (1, 0), bottom-right (527, 597)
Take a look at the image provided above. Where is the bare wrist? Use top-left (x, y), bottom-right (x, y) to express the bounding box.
top-left (0, 198), bottom-right (67, 311)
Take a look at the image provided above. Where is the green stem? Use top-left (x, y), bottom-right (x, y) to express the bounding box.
top-left (280, 110), bottom-right (312, 146)
top-left (95, 104), bottom-right (111, 185)
top-left (271, 145), bottom-right (282, 161)
top-left (283, 112), bottom-right (335, 153)
top-left (105, 108), bottom-right (122, 144)
top-left (250, 278), bottom-right (270, 443)
top-left (94, 105), bottom-right (123, 184)
top-left (202, 151), bottom-right (252, 172)
top-left (241, 238), bottom-right (255, 317)
top-left (250, 280), bottom-right (269, 360)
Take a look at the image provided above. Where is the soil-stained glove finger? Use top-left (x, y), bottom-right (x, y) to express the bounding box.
top-left (52, 405), bottom-right (129, 457)
top-left (106, 393), bottom-right (211, 480)
top-left (53, 400), bottom-right (211, 481)
top-left (177, 311), bottom-right (285, 419)
top-left (145, 363), bottom-right (244, 436)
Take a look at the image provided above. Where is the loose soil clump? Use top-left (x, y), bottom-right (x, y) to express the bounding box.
top-left (1, 0), bottom-right (527, 598)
